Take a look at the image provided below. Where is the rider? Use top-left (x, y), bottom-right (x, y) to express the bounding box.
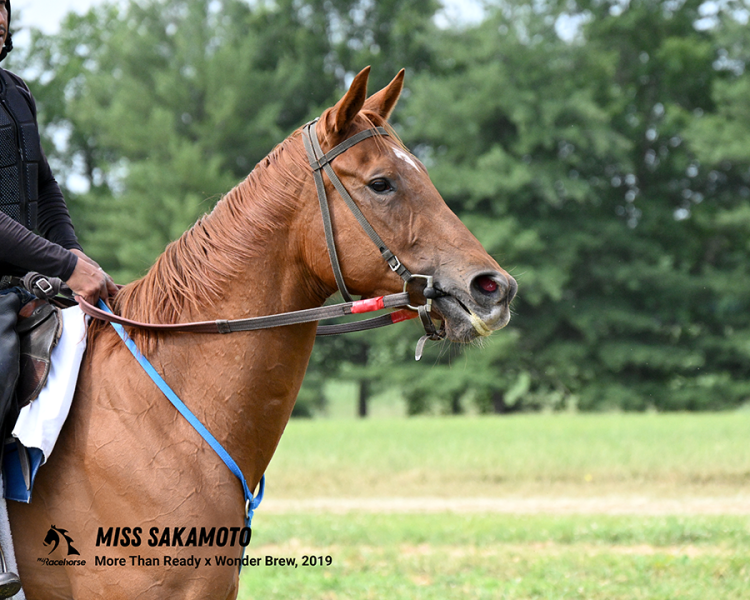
top-left (0, 0), bottom-right (116, 596)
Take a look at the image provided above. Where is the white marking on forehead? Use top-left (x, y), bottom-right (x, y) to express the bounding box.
top-left (392, 147), bottom-right (421, 172)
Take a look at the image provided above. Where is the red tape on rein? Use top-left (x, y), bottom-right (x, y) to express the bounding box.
top-left (390, 309), bottom-right (418, 323)
top-left (351, 296), bottom-right (386, 314)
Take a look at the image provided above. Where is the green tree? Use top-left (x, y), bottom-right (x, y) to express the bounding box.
top-left (354, 0), bottom-right (750, 413)
top-left (15, 0), bottom-right (750, 414)
top-left (363, 1), bottom-right (630, 413)
top-left (16, 0), bottom-right (343, 281)
top-left (556, 0), bottom-right (750, 409)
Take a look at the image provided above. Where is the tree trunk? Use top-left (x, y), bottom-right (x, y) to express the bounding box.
top-left (451, 393), bottom-right (462, 415)
top-left (358, 379), bottom-right (369, 418)
top-left (492, 390), bottom-right (507, 414)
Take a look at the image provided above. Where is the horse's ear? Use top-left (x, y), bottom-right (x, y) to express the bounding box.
top-left (331, 66), bottom-right (371, 134)
top-left (363, 69), bottom-right (405, 121)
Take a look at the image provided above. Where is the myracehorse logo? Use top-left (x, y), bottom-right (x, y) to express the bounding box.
top-left (44, 525), bottom-right (80, 556)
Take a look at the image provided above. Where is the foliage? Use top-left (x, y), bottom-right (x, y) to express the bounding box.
top-left (15, 0), bottom-right (435, 282)
top-left (370, 0), bottom-right (750, 413)
top-left (12, 0), bottom-right (750, 413)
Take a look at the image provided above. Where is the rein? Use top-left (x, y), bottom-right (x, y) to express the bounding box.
top-left (76, 291), bottom-right (416, 334)
top-left (75, 118), bottom-right (445, 351)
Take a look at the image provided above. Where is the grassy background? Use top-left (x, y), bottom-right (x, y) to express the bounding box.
top-left (238, 414), bottom-right (750, 599)
top-left (240, 514), bottom-right (749, 599)
top-left (262, 413), bottom-right (750, 497)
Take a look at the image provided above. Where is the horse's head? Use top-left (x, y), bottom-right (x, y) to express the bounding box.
top-left (298, 67), bottom-right (516, 343)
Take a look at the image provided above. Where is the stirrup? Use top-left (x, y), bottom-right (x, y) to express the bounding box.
top-left (0, 572), bottom-right (21, 599)
top-left (0, 544), bottom-right (21, 599)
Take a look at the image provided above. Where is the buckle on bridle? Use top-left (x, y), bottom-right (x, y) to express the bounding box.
top-left (34, 277), bottom-right (54, 298)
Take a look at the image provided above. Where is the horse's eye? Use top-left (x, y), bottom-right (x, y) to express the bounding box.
top-left (369, 178), bottom-right (393, 193)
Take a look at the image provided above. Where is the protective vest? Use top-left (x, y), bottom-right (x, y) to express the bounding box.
top-left (0, 70), bottom-right (42, 231)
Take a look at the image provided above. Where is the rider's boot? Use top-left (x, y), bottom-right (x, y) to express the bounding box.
top-left (0, 544), bottom-right (21, 599)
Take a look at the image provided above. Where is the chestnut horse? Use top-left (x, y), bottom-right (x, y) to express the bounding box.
top-left (8, 67), bottom-right (516, 599)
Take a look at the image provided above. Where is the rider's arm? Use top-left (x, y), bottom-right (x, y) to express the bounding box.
top-left (3, 73), bottom-right (114, 303)
top-left (0, 211), bottom-right (78, 279)
top-left (0, 214), bottom-right (111, 304)
top-left (35, 150), bottom-right (82, 252)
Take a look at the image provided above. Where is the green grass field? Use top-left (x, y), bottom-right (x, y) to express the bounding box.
top-left (238, 414), bottom-right (750, 599)
top-left (262, 413), bottom-right (750, 497)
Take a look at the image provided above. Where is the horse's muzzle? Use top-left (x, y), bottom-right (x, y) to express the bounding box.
top-left (431, 270), bottom-right (516, 342)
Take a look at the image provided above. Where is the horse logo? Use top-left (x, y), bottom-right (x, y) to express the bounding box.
top-left (43, 525), bottom-right (80, 556)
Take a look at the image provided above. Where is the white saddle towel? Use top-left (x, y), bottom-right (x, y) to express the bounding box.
top-left (12, 305), bottom-right (88, 461)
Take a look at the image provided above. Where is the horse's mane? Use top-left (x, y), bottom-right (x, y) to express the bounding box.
top-left (89, 127), bottom-right (310, 349)
top-left (89, 111), bottom-right (397, 351)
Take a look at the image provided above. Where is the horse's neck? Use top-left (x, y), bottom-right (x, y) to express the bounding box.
top-left (118, 176), bottom-right (324, 487)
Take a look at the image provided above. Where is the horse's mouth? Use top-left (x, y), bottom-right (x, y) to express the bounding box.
top-left (430, 287), bottom-right (512, 343)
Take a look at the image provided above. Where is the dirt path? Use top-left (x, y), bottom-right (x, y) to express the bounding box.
top-left (262, 495), bottom-right (750, 515)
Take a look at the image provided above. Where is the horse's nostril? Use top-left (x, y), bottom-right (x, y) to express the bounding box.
top-left (471, 272), bottom-right (508, 302)
top-left (476, 276), bottom-right (498, 294)
top-left (471, 272), bottom-right (517, 305)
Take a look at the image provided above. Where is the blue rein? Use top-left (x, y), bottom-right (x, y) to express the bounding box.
top-left (98, 300), bottom-right (264, 565)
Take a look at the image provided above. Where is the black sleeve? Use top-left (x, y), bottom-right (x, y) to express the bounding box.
top-left (0, 211), bottom-right (78, 279)
top-left (8, 71), bottom-right (82, 251)
top-left (36, 150), bottom-right (83, 251)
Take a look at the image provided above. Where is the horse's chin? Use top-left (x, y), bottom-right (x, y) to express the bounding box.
top-left (433, 295), bottom-right (511, 343)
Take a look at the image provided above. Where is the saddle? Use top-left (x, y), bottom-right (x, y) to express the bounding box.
top-left (16, 299), bottom-right (62, 410)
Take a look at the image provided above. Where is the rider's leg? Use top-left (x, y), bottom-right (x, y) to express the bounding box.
top-left (0, 291), bottom-right (21, 430)
top-left (0, 291), bottom-right (23, 599)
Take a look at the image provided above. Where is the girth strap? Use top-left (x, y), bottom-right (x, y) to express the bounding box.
top-left (302, 120), bottom-right (412, 302)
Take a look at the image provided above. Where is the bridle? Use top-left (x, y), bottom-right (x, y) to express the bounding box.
top-left (301, 119), bottom-right (412, 301)
top-left (70, 118), bottom-right (445, 355)
top-left (301, 118), bottom-right (443, 347)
